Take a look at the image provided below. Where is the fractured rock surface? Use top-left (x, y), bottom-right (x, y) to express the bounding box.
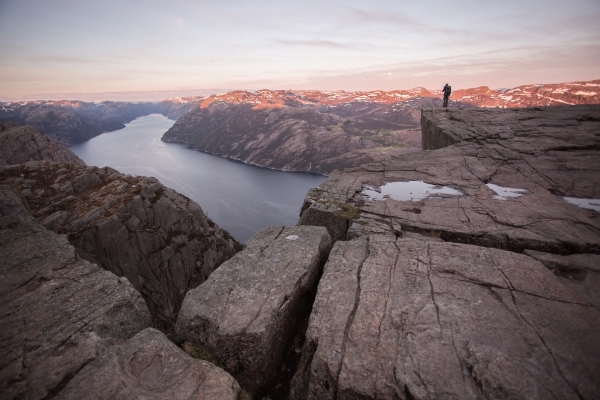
top-left (0, 124), bottom-right (85, 166)
top-left (176, 225), bottom-right (332, 394)
top-left (291, 236), bottom-right (600, 400)
top-left (292, 105), bottom-right (600, 399)
top-left (300, 105), bottom-right (600, 254)
top-left (0, 191), bottom-right (151, 399)
top-left (57, 328), bottom-right (241, 400)
top-left (0, 161), bottom-right (241, 328)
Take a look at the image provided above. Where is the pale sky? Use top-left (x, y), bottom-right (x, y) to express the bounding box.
top-left (1, 0), bottom-right (599, 101)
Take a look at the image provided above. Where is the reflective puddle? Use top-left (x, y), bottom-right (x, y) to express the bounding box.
top-left (362, 180), bottom-right (463, 201)
top-left (562, 197), bottom-right (600, 212)
top-left (486, 183), bottom-right (530, 200)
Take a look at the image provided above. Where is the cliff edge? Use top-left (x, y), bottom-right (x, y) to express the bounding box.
top-left (290, 105), bottom-right (600, 399)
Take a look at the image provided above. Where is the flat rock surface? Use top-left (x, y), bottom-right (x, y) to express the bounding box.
top-left (176, 225), bottom-right (332, 394)
top-left (292, 105), bottom-right (600, 399)
top-left (300, 105), bottom-right (600, 254)
top-left (0, 161), bottom-right (241, 328)
top-left (0, 191), bottom-right (151, 400)
top-left (291, 236), bottom-right (600, 400)
top-left (0, 124), bottom-right (85, 166)
top-left (56, 328), bottom-right (241, 400)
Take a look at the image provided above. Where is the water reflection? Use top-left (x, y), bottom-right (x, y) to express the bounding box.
top-left (362, 180), bottom-right (463, 201)
top-left (486, 183), bottom-right (530, 200)
top-left (562, 197), bottom-right (600, 212)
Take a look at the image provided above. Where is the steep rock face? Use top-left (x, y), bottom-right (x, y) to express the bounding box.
top-left (0, 190), bottom-right (151, 399)
top-left (162, 101), bottom-right (423, 175)
top-left (292, 105), bottom-right (600, 399)
top-left (176, 225), bottom-right (332, 394)
top-left (0, 124), bottom-right (85, 166)
top-left (57, 328), bottom-right (241, 400)
top-left (0, 161), bottom-right (241, 328)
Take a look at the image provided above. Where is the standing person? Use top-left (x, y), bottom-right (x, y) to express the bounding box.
top-left (442, 83), bottom-right (451, 107)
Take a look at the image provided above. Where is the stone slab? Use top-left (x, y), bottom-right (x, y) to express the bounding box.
top-left (56, 328), bottom-right (241, 400)
top-left (291, 236), bottom-right (600, 399)
top-left (0, 191), bottom-right (151, 400)
top-left (176, 225), bottom-right (332, 394)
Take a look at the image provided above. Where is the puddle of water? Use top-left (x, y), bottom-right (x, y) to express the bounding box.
top-left (486, 183), bottom-right (530, 200)
top-left (362, 180), bottom-right (463, 201)
top-left (562, 197), bottom-right (600, 212)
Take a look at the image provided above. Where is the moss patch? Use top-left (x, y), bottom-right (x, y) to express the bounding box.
top-left (238, 389), bottom-right (253, 400)
top-left (334, 203), bottom-right (361, 220)
top-left (182, 341), bottom-right (220, 367)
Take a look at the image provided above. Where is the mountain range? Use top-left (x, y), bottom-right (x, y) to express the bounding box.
top-left (1, 80), bottom-right (598, 174)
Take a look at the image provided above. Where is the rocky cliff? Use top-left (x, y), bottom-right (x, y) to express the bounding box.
top-left (0, 123), bottom-right (85, 166)
top-left (3, 100), bottom-right (600, 399)
top-left (287, 104), bottom-right (600, 399)
top-left (0, 188), bottom-right (152, 399)
top-left (0, 124), bottom-right (244, 398)
top-left (162, 81), bottom-right (600, 175)
top-left (0, 160), bottom-right (241, 329)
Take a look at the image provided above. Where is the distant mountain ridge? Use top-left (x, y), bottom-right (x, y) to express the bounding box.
top-left (0, 97), bottom-right (203, 146)
top-left (196, 80), bottom-right (600, 109)
top-left (162, 80), bottom-right (600, 175)
top-left (1, 80), bottom-right (598, 172)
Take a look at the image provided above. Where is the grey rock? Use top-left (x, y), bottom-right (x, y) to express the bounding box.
top-left (56, 328), bottom-right (241, 400)
top-left (0, 125), bottom-right (85, 166)
top-left (41, 210), bottom-right (70, 230)
top-left (0, 162), bottom-right (241, 328)
top-left (291, 105), bottom-right (600, 400)
top-left (299, 105), bottom-right (600, 254)
top-left (291, 236), bottom-right (600, 400)
top-left (0, 192), bottom-right (151, 400)
top-left (524, 249), bottom-right (600, 309)
top-left (176, 225), bottom-right (332, 394)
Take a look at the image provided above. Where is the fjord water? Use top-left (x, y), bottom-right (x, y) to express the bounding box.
top-left (70, 114), bottom-right (326, 243)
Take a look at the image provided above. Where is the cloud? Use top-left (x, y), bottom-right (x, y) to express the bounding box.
top-left (26, 55), bottom-right (91, 64)
top-left (275, 39), bottom-right (366, 50)
top-left (174, 17), bottom-right (186, 28)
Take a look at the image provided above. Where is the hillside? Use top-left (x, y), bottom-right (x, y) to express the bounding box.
top-left (0, 97), bottom-right (203, 146)
top-left (162, 80), bottom-right (600, 175)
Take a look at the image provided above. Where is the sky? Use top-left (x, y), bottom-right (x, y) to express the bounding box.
top-left (0, 0), bottom-right (599, 101)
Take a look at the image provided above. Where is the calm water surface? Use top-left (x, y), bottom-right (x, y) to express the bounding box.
top-left (70, 114), bottom-right (326, 243)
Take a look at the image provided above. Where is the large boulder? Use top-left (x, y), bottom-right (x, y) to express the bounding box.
top-left (291, 236), bottom-right (600, 399)
top-left (0, 124), bottom-right (85, 166)
top-left (0, 161), bottom-right (241, 328)
top-left (0, 190), bottom-right (151, 399)
top-left (176, 225), bottom-right (332, 394)
top-left (56, 328), bottom-right (241, 400)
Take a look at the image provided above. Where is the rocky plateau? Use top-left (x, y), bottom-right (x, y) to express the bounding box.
top-left (1, 97), bottom-right (600, 399)
top-left (288, 104), bottom-right (600, 399)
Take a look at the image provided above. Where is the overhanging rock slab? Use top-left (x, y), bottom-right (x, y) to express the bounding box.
top-left (56, 328), bottom-right (241, 400)
top-left (291, 236), bottom-right (600, 399)
top-left (176, 225), bottom-right (332, 394)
